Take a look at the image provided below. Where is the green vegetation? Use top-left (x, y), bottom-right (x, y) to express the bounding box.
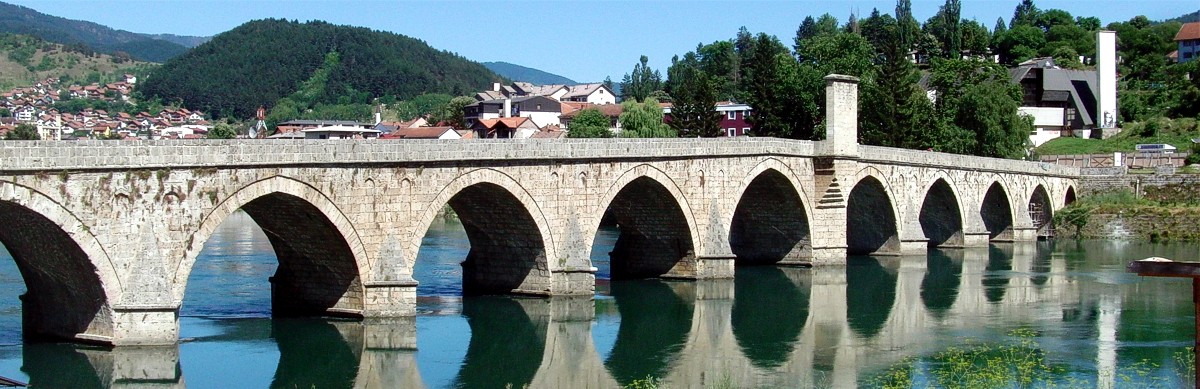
top-left (867, 328), bottom-right (1195, 388)
top-left (0, 2), bottom-right (191, 62)
top-left (1037, 118), bottom-right (1199, 155)
top-left (3, 123), bottom-right (39, 140)
top-left (566, 108), bottom-right (613, 138)
top-left (139, 19), bottom-right (501, 119)
top-left (206, 122), bottom-right (239, 139)
top-left (0, 34), bottom-right (152, 90)
top-left (618, 99), bottom-right (675, 138)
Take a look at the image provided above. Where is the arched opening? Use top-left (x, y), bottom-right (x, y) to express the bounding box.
top-left (0, 201), bottom-right (108, 343)
top-left (183, 191), bottom-right (362, 320)
top-left (980, 183), bottom-right (1014, 241)
top-left (730, 170), bottom-right (811, 265)
top-left (847, 176), bottom-right (899, 255)
top-left (604, 177), bottom-right (695, 280)
top-left (919, 179), bottom-right (965, 248)
top-left (425, 182), bottom-right (549, 296)
top-left (1029, 185), bottom-right (1053, 239)
top-left (921, 249), bottom-right (962, 319)
top-left (732, 267), bottom-right (808, 369)
top-left (846, 257), bottom-right (896, 339)
top-left (1064, 186), bottom-right (1077, 206)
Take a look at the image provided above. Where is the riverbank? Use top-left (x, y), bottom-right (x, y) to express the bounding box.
top-left (1056, 206), bottom-right (1200, 241)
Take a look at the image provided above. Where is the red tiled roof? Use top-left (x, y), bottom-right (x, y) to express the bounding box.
top-left (1177, 22), bottom-right (1200, 41)
top-left (560, 103), bottom-right (622, 118)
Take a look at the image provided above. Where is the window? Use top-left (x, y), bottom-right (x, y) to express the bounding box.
top-left (727, 128), bottom-right (736, 137)
top-left (727, 111), bottom-right (736, 120)
top-left (742, 127), bottom-right (750, 135)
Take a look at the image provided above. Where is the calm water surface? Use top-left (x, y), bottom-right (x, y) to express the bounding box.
top-left (0, 212), bottom-right (1194, 388)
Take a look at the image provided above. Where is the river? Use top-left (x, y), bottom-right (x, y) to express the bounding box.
top-left (0, 211), bottom-right (1193, 388)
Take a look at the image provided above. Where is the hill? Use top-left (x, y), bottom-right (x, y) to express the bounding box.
top-left (0, 34), bottom-right (152, 90)
top-left (143, 33), bottom-right (210, 48)
top-left (0, 1), bottom-right (191, 62)
top-left (482, 61), bottom-right (576, 85)
top-left (139, 19), bottom-right (503, 119)
top-left (1163, 10), bottom-right (1200, 24)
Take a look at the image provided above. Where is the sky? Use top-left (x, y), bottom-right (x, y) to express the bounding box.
top-left (6, 0), bottom-right (1198, 83)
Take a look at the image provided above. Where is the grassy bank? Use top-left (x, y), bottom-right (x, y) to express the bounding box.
top-left (1036, 117), bottom-right (1199, 156)
top-left (1054, 189), bottom-right (1200, 241)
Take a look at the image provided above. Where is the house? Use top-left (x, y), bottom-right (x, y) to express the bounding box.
top-left (560, 83), bottom-right (616, 105)
top-left (464, 96), bottom-right (562, 128)
top-left (471, 117), bottom-right (539, 139)
top-left (1175, 22), bottom-right (1200, 63)
top-left (1010, 57), bottom-right (1107, 146)
top-left (301, 125), bottom-right (380, 139)
top-left (661, 101), bottom-right (753, 137)
top-left (378, 126), bottom-right (461, 140)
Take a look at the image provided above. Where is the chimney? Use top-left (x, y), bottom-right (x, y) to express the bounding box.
top-left (1096, 31), bottom-right (1118, 129)
top-left (493, 82), bottom-right (501, 92)
top-left (373, 104), bottom-right (382, 125)
top-left (503, 98), bottom-right (512, 118)
top-left (819, 74), bottom-right (860, 157)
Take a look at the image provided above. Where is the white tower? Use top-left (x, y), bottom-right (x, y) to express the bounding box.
top-left (1096, 31), bottom-right (1118, 129)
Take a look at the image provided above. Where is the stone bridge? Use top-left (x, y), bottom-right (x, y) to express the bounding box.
top-left (0, 76), bottom-right (1078, 345)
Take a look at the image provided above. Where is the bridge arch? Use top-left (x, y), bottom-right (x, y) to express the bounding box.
top-left (175, 175), bottom-right (368, 316)
top-left (413, 168), bottom-right (556, 295)
top-left (846, 171), bottom-right (901, 255)
top-left (729, 159), bottom-right (814, 265)
top-left (1028, 184), bottom-right (1053, 237)
top-left (0, 180), bottom-right (121, 342)
top-left (596, 164), bottom-right (700, 279)
top-left (1063, 185), bottom-right (1077, 207)
top-left (980, 181), bottom-right (1015, 241)
top-left (918, 175), bottom-right (966, 247)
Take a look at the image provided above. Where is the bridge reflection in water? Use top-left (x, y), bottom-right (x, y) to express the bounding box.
top-left (4, 239), bottom-right (1194, 388)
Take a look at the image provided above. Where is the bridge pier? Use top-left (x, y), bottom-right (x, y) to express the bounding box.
top-left (362, 280), bottom-right (418, 317)
top-left (108, 306), bottom-right (179, 346)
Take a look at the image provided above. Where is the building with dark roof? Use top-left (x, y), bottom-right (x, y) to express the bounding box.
top-left (1010, 58), bottom-right (1104, 146)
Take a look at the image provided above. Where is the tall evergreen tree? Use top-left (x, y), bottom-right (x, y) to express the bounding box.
top-left (666, 53), bottom-right (723, 137)
top-left (1011, 0), bottom-right (1040, 28)
top-left (942, 0), bottom-right (962, 59)
top-left (619, 55), bottom-right (663, 103)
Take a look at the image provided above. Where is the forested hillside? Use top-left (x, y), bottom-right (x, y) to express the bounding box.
top-left (139, 19), bottom-right (502, 119)
top-left (0, 1), bottom-right (192, 62)
top-left (0, 34), bottom-right (152, 90)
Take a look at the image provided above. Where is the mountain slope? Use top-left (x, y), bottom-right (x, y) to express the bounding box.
top-left (0, 1), bottom-right (191, 62)
top-left (483, 61), bottom-right (576, 85)
top-left (0, 34), bottom-right (151, 90)
top-left (139, 19), bottom-right (503, 119)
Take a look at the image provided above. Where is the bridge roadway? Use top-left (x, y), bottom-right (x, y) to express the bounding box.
top-left (20, 243), bottom-right (1132, 388)
top-left (0, 76), bottom-right (1078, 345)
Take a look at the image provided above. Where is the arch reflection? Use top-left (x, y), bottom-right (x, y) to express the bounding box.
top-left (984, 245), bottom-right (1013, 303)
top-left (921, 249), bottom-right (962, 319)
top-left (732, 267), bottom-right (808, 369)
top-left (454, 297), bottom-right (545, 388)
top-left (846, 257), bottom-right (897, 339)
top-left (605, 280), bottom-right (693, 385)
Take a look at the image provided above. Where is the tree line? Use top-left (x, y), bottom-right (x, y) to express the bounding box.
top-left (607, 0), bottom-right (1199, 160)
